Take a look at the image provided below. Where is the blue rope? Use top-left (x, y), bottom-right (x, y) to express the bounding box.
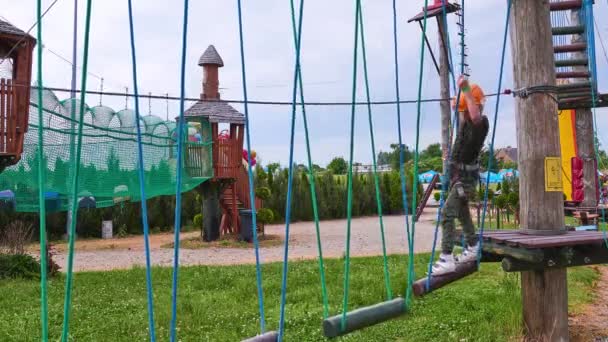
top-left (278, 0), bottom-right (305, 340)
top-left (340, 0), bottom-right (362, 330)
top-left (391, 0), bottom-right (414, 300)
top-left (126, 1), bottom-right (156, 340)
top-left (236, 0), bottom-right (267, 333)
top-left (477, 0), bottom-right (512, 266)
top-left (169, 0), bottom-right (189, 340)
top-left (425, 0), bottom-right (464, 289)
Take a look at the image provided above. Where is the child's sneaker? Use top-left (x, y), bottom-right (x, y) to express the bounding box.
top-left (430, 253), bottom-right (456, 275)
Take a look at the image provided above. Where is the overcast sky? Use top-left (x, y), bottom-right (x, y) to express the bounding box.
top-left (3, 0), bottom-right (608, 166)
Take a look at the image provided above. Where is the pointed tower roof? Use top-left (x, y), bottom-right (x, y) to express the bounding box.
top-left (198, 45), bottom-right (224, 67)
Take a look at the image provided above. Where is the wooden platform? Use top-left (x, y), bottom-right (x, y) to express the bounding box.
top-left (481, 230), bottom-right (606, 249)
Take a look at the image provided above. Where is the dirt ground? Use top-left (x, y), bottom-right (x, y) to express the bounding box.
top-left (47, 211), bottom-right (443, 272)
top-left (569, 266), bottom-right (608, 341)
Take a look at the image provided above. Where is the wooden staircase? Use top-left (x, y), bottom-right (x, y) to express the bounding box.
top-left (550, 0), bottom-right (606, 109)
top-left (218, 166), bottom-right (264, 235)
top-left (415, 173), bottom-right (440, 222)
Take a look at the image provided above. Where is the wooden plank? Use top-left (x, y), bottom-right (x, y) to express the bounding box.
top-left (482, 241), bottom-right (544, 263)
top-left (513, 235), bottom-right (605, 248)
top-left (502, 246), bottom-right (608, 272)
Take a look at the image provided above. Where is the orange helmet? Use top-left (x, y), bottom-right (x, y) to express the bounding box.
top-left (451, 84), bottom-right (486, 112)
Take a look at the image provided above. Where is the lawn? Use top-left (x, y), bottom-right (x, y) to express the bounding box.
top-left (0, 254), bottom-right (598, 341)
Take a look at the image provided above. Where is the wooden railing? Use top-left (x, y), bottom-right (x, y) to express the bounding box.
top-left (184, 142), bottom-right (212, 178)
top-left (214, 138), bottom-right (240, 179)
top-left (0, 78), bottom-right (26, 160)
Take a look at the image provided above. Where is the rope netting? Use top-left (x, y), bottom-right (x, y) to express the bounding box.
top-left (0, 88), bottom-right (212, 212)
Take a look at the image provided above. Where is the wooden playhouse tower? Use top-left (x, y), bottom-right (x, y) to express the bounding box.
top-left (0, 19), bottom-right (35, 173)
top-left (184, 45), bottom-right (261, 241)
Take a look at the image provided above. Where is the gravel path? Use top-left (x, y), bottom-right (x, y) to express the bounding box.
top-left (54, 211), bottom-right (443, 272)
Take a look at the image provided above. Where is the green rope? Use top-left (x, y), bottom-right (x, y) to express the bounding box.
top-left (61, 1), bottom-right (93, 340)
top-left (35, 0), bottom-right (48, 340)
top-left (357, 7), bottom-right (392, 300)
top-left (340, 0), bottom-right (361, 331)
top-left (288, 0), bottom-right (329, 319)
top-left (405, 0), bottom-right (431, 306)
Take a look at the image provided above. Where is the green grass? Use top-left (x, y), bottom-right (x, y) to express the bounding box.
top-left (0, 254), bottom-right (598, 341)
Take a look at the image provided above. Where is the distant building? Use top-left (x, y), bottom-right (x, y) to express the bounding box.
top-left (353, 164), bottom-right (392, 173)
top-left (495, 146), bottom-right (518, 164)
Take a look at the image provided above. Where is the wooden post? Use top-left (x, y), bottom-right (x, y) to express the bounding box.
top-left (200, 182), bottom-right (220, 241)
top-left (571, 7), bottom-right (598, 208)
top-left (437, 17), bottom-right (451, 177)
top-left (509, 1), bottom-right (568, 340)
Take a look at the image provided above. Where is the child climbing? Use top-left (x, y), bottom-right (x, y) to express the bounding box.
top-left (432, 75), bottom-right (490, 275)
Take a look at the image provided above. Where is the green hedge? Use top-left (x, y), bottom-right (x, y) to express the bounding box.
top-left (257, 166), bottom-right (422, 223)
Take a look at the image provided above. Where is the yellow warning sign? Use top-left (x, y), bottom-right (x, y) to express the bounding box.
top-left (545, 157), bottom-right (563, 192)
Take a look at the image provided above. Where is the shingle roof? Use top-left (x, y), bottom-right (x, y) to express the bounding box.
top-left (0, 19), bottom-right (34, 40)
top-left (198, 45), bottom-right (224, 67)
top-left (184, 100), bottom-right (245, 124)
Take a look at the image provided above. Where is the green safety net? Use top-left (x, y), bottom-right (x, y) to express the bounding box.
top-left (0, 88), bottom-right (212, 212)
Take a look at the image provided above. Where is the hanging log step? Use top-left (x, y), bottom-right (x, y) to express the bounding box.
top-left (552, 25), bottom-right (585, 36)
top-left (555, 58), bottom-right (588, 67)
top-left (241, 331), bottom-right (278, 342)
top-left (556, 71), bottom-right (590, 79)
top-left (554, 42), bottom-right (587, 53)
top-left (550, 0), bottom-right (583, 11)
top-left (412, 261), bottom-right (478, 297)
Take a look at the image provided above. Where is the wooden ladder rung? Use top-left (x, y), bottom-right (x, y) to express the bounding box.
top-left (555, 58), bottom-right (588, 67)
top-left (554, 42), bottom-right (587, 53)
top-left (550, 0), bottom-right (583, 11)
top-left (552, 25), bottom-right (585, 36)
top-left (557, 81), bottom-right (592, 91)
top-left (556, 71), bottom-right (590, 79)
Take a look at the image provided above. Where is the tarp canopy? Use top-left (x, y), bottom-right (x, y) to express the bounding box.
top-left (480, 171), bottom-right (502, 184)
top-left (418, 170), bottom-right (438, 183)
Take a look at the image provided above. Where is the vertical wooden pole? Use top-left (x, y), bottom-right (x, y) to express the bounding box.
top-left (437, 17), bottom-right (451, 177)
top-left (571, 7), bottom-right (598, 208)
top-left (509, 0), bottom-right (568, 340)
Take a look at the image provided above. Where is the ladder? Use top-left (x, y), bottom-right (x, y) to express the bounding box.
top-left (550, 0), bottom-right (600, 109)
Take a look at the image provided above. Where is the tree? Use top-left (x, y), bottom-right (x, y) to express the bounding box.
top-left (327, 157), bottom-right (348, 175)
top-left (417, 156), bottom-right (443, 173)
top-left (479, 147), bottom-right (499, 173)
top-left (420, 143), bottom-right (442, 160)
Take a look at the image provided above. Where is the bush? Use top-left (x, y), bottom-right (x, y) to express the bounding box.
top-left (507, 192), bottom-right (519, 208)
top-left (495, 194), bottom-right (508, 209)
top-left (256, 208), bottom-right (274, 224)
top-left (255, 187), bottom-right (271, 201)
top-left (434, 192), bottom-right (441, 202)
top-left (0, 254), bottom-right (40, 280)
top-left (0, 221), bottom-right (33, 254)
top-left (193, 214), bottom-right (203, 228)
